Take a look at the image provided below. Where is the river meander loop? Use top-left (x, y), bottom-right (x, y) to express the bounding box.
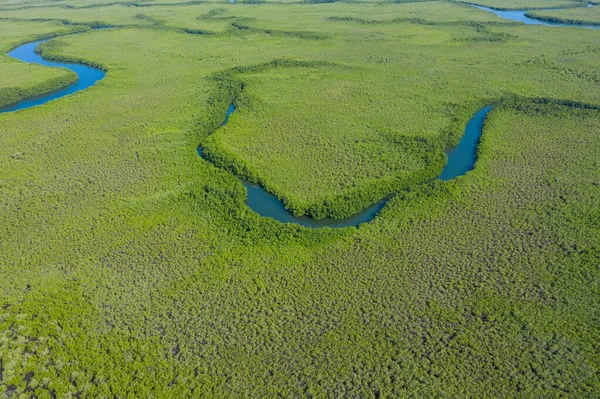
top-left (5, 15), bottom-right (597, 227)
top-left (3, 39), bottom-right (105, 114)
top-left (1, 35), bottom-right (497, 228)
top-left (198, 104), bottom-right (494, 228)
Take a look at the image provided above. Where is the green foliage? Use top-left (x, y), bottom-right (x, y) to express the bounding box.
top-left (0, 1), bottom-right (599, 397)
top-left (0, 20), bottom-right (88, 108)
top-left (527, 5), bottom-right (600, 24)
top-left (201, 63), bottom-right (448, 218)
top-left (458, 0), bottom-right (586, 10)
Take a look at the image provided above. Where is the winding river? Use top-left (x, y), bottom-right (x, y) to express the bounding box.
top-left (3, 39), bottom-right (105, 114)
top-left (3, 5), bottom-right (598, 227)
top-left (198, 104), bottom-right (492, 228)
top-left (470, 3), bottom-right (600, 29)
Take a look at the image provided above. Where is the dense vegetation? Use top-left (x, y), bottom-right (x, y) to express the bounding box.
top-left (0, 0), bottom-right (599, 397)
top-left (459, 0), bottom-right (586, 10)
top-left (0, 20), bottom-right (86, 108)
top-left (199, 13), bottom-right (600, 218)
top-left (528, 5), bottom-right (600, 24)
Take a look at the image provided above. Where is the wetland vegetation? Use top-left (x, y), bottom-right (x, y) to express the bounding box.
top-left (527, 4), bottom-right (600, 24)
top-left (0, 0), bottom-right (599, 397)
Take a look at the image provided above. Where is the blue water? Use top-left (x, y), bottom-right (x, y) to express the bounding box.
top-left (197, 3), bottom-right (600, 227)
top-left (199, 103), bottom-right (493, 227)
top-left (1, 39), bottom-right (105, 114)
top-left (439, 106), bottom-right (493, 181)
top-left (471, 4), bottom-right (600, 29)
top-left (242, 180), bottom-right (389, 228)
top-left (223, 103), bottom-right (235, 124)
top-left (2, 33), bottom-right (496, 228)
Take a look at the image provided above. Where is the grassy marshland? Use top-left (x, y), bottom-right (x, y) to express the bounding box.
top-left (0, 0), bottom-right (599, 397)
top-left (459, 0), bottom-right (585, 10)
top-left (0, 20), bottom-right (87, 108)
top-left (528, 5), bottom-right (600, 24)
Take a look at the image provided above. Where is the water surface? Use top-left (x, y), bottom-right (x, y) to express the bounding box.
top-left (2, 39), bottom-right (105, 114)
top-left (439, 106), bottom-right (493, 181)
top-left (471, 3), bottom-right (600, 28)
top-left (2, 32), bottom-right (503, 228)
top-left (199, 104), bottom-right (493, 227)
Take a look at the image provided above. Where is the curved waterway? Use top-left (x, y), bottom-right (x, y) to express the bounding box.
top-left (6, 22), bottom-right (589, 228)
top-left (198, 104), bottom-right (494, 228)
top-left (469, 3), bottom-right (600, 29)
top-left (201, 3), bottom-right (600, 227)
top-left (2, 39), bottom-right (105, 114)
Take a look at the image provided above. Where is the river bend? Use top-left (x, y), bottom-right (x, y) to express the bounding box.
top-left (4, 9), bottom-right (598, 226)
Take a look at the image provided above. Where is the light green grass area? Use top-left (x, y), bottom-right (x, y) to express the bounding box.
top-left (198, 1), bottom-right (509, 34)
top-left (0, 0), bottom-right (599, 397)
top-left (528, 5), bottom-right (600, 24)
top-left (0, 0), bottom-right (224, 10)
top-left (0, 5), bottom-right (163, 27)
top-left (0, 2), bottom-right (508, 33)
top-left (6, 0), bottom-right (594, 218)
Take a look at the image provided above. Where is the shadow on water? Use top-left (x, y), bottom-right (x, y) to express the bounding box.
top-left (2, 39), bottom-right (105, 114)
top-left (198, 104), bottom-right (495, 228)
